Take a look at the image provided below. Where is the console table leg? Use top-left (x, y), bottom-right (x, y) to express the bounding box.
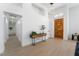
top-left (42, 36), bottom-right (43, 41)
top-left (42, 36), bottom-right (46, 42)
top-left (32, 38), bottom-right (35, 46)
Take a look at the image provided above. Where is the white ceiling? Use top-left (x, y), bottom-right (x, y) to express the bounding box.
top-left (15, 3), bottom-right (23, 7)
top-left (42, 3), bottom-right (79, 8)
top-left (7, 3), bottom-right (79, 9)
top-left (40, 3), bottom-right (79, 12)
top-left (41, 3), bottom-right (66, 11)
top-left (41, 3), bottom-right (65, 8)
top-left (68, 3), bottom-right (79, 8)
top-left (12, 3), bottom-right (66, 10)
top-left (7, 3), bottom-right (79, 13)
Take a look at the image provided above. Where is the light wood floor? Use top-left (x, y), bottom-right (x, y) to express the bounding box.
top-left (2, 38), bottom-right (76, 56)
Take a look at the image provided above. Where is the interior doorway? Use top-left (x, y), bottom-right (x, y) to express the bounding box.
top-left (54, 18), bottom-right (64, 39)
top-left (4, 11), bottom-right (22, 52)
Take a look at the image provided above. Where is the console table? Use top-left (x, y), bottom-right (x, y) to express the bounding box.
top-left (31, 33), bottom-right (47, 45)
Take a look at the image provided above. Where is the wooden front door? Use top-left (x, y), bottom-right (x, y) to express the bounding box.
top-left (54, 18), bottom-right (63, 39)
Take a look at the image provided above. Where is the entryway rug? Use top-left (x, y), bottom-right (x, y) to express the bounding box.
top-left (75, 41), bottom-right (79, 56)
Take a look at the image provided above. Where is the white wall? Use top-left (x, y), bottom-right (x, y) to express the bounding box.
top-left (16, 19), bottom-right (22, 41)
top-left (4, 16), bottom-right (9, 43)
top-left (21, 4), bottom-right (49, 46)
top-left (69, 5), bottom-right (79, 39)
top-left (0, 12), bottom-right (5, 54)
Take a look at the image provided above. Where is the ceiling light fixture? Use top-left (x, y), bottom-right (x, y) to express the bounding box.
top-left (50, 3), bottom-right (54, 5)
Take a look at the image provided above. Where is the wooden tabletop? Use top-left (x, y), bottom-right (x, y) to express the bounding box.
top-left (32, 33), bottom-right (47, 38)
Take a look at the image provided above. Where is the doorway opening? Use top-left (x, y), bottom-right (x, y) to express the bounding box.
top-left (54, 18), bottom-right (64, 39)
top-left (4, 11), bottom-right (22, 53)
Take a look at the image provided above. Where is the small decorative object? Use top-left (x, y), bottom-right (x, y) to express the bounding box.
top-left (40, 25), bottom-right (46, 33)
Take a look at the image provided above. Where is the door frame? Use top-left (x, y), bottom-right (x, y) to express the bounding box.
top-left (3, 11), bottom-right (22, 43)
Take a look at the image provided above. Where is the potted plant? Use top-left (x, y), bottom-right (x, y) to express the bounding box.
top-left (30, 31), bottom-right (37, 38)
